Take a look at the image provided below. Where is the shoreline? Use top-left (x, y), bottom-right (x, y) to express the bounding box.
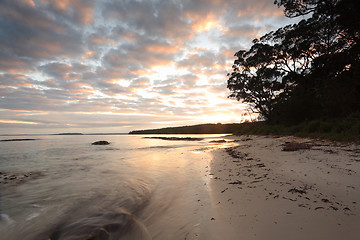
top-left (205, 135), bottom-right (360, 240)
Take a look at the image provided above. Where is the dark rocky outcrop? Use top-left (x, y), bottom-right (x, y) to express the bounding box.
top-left (92, 141), bottom-right (110, 145)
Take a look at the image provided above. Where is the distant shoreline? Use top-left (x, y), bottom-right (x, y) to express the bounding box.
top-left (129, 123), bottom-right (242, 134)
top-left (129, 118), bottom-right (360, 142)
top-left (0, 133), bottom-right (128, 137)
top-left (0, 139), bottom-right (39, 142)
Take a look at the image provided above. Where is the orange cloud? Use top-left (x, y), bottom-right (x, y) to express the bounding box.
top-left (189, 13), bottom-right (223, 32)
top-left (27, 40), bottom-right (65, 58)
top-left (66, 82), bottom-right (88, 89)
top-left (15, 111), bottom-right (47, 116)
top-left (42, 0), bottom-right (94, 25)
top-left (21, 0), bottom-right (36, 7)
top-left (146, 44), bottom-right (179, 54)
top-left (18, 83), bottom-right (33, 87)
top-left (82, 51), bottom-right (97, 60)
top-left (69, 87), bottom-right (96, 98)
top-left (194, 20), bottom-right (221, 32)
top-left (131, 68), bottom-right (154, 76)
top-left (89, 35), bottom-right (110, 45)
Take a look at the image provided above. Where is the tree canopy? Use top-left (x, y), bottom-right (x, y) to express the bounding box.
top-left (227, 0), bottom-right (360, 123)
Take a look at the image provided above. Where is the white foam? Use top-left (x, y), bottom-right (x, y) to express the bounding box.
top-left (26, 212), bottom-right (40, 221)
top-left (0, 214), bottom-right (15, 224)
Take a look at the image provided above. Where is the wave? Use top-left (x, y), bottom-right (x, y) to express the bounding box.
top-left (32, 181), bottom-right (153, 240)
top-left (34, 210), bottom-right (151, 240)
top-left (0, 214), bottom-right (14, 224)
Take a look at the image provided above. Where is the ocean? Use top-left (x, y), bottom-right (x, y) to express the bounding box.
top-left (0, 134), bottom-right (232, 240)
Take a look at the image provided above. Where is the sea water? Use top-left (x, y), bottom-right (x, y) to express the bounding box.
top-left (0, 134), bottom-right (230, 240)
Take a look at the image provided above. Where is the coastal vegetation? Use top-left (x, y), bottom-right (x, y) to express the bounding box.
top-left (129, 123), bottom-right (242, 134)
top-left (129, 116), bottom-right (360, 142)
top-left (233, 115), bottom-right (360, 142)
top-left (228, 0), bottom-right (360, 125)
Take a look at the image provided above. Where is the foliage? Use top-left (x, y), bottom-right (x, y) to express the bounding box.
top-left (227, 0), bottom-right (360, 123)
top-left (234, 113), bottom-right (360, 142)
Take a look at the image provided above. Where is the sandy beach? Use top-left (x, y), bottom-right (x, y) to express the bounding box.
top-left (202, 135), bottom-right (360, 240)
top-left (1, 134), bottom-right (359, 239)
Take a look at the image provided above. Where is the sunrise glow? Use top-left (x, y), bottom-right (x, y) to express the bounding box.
top-left (0, 0), bottom-right (291, 134)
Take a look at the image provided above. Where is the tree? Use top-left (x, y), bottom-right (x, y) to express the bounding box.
top-left (228, 0), bottom-right (360, 122)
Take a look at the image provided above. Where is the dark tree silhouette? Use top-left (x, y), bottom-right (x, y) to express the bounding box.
top-left (228, 0), bottom-right (360, 123)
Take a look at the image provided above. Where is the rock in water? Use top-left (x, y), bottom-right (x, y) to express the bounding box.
top-left (92, 141), bottom-right (110, 145)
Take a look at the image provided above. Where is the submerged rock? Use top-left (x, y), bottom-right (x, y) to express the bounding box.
top-left (210, 139), bottom-right (226, 143)
top-left (92, 141), bottom-right (110, 145)
top-left (0, 171), bottom-right (43, 188)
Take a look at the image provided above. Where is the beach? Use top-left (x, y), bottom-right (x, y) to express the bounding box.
top-left (204, 135), bottom-right (360, 240)
top-left (1, 134), bottom-right (359, 239)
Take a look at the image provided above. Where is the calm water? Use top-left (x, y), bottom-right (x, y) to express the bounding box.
top-left (0, 134), bottom-right (231, 240)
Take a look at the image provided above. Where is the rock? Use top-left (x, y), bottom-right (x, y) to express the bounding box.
top-left (229, 180), bottom-right (242, 185)
top-left (210, 140), bottom-right (226, 143)
top-left (92, 141), bottom-right (110, 145)
top-left (288, 188), bottom-right (307, 194)
top-left (282, 142), bottom-right (311, 151)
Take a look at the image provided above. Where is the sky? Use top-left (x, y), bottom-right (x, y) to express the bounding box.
top-left (0, 0), bottom-right (295, 134)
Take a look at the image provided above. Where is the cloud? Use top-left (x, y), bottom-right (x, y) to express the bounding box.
top-left (38, 62), bottom-right (91, 80)
top-left (102, 0), bottom-right (194, 43)
top-left (0, 0), bottom-right (85, 62)
top-left (0, 52), bottom-right (36, 73)
top-left (0, 73), bottom-right (35, 88)
top-left (0, 0), bottom-right (294, 133)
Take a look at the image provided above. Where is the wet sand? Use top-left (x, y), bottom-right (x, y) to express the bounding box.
top-left (204, 135), bottom-right (360, 240)
top-left (1, 135), bottom-right (359, 239)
